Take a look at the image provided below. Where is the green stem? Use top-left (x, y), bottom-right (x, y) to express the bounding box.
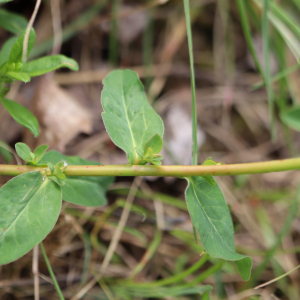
top-left (262, 0), bottom-right (275, 139)
top-left (1, 157), bottom-right (300, 177)
top-left (235, 0), bottom-right (264, 78)
top-left (40, 242), bottom-right (65, 300)
top-left (183, 0), bottom-right (198, 166)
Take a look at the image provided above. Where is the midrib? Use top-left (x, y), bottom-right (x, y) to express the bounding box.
top-left (190, 180), bottom-right (233, 253)
top-left (2, 175), bottom-right (47, 240)
top-left (121, 74), bottom-right (137, 157)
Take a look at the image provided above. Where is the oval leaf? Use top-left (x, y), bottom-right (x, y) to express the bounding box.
top-left (39, 151), bottom-right (114, 207)
top-left (22, 54), bottom-right (79, 76)
top-left (101, 69), bottom-right (164, 164)
top-left (33, 144), bottom-right (48, 163)
top-left (1, 98), bottom-right (39, 137)
top-left (201, 158), bottom-right (217, 186)
top-left (0, 172), bottom-right (62, 265)
top-left (0, 140), bottom-right (12, 163)
top-left (7, 71), bottom-right (30, 83)
top-left (0, 36), bottom-right (18, 68)
top-left (185, 176), bottom-right (252, 281)
top-left (143, 134), bottom-right (163, 156)
top-left (62, 178), bottom-right (107, 206)
top-left (15, 142), bottom-right (32, 162)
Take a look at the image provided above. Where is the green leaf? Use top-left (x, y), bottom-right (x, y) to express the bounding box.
top-left (144, 147), bottom-right (154, 161)
top-left (152, 156), bottom-right (163, 166)
top-left (201, 158), bottom-right (217, 186)
top-left (280, 106), bottom-right (300, 132)
top-left (0, 0), bottom-right (13, 4)
top-left (201, 290), bottom-right (211, 300)
top-left (39, 151), bottom-right (114, 207)
top-left (0, 36), bottom-right (17, 68)
top-left (62, 177), bottom-right (108, 206)
top-left (0, 140), bottom-right (12, 163)
top-left (22, 55), bottom-right (79, 76)
top-left (29, 152), bottom-right (35, 161)
top-left (33, 145), bottom-right (48, 163)
top-left (0, 172), bottom-right (62, 265)
top-left (202, 157), bottom-right (217, 166)
top-left (53, 165), bottom-right (66, 180)
top-left (234, 258), bottom-right (253, 283)
top-left (8, 28), bottom-right (36, 64)
top-left (0, 98), bottom-right (39, 137)
top-left (15, 142), bottom-right (32, 162)
top-left (47, 162), bottom-right (54, 173)
top-left (185, 176), bottom-right (252, 281)
top-left (6, 71), bottom-right (30, 83)
top-left (101, 69), bottom-right (164, 164)
top-left (0, 9), bottom-right (27, 34)
top-left (143, 134), bottom-right (163, 156)
top-left (49, 175), bottom-right (65, 187)
top-left (56, 161), bottom-right (67, 170)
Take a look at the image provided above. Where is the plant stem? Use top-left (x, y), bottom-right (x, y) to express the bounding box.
top-left (1, 157), bottom-right (300, 177)
top-left (235, 0), bottom-right (264, 78)
top-left (183, 0), bottom-right (198, 166)
top-left (262, 0), bottom-right (275, 139)
top-left (40, 242), bottom-right (65, 300)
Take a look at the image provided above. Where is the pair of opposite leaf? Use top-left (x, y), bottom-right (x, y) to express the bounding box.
top-left (136, 133), bottom-right (164, 166)
top-left (0, 28), bottom-right (78, 84)
top-left (0, 26), bottom-right (78, 138)
top-left (15, 142), bottom-right (68, 186)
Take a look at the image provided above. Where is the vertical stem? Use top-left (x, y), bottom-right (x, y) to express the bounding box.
top-left (32, 245), bottom-right (40, 300)
top-left (235, 0), bottom-right (264, 79)
top-left (40, 242), bottom-right (65, 300)
top-left (22, 0), bottom-right (42, 63)
top-left (183, 0), bottom-right (198, 166)
top-left (262, 0), bottom-right (275, 139)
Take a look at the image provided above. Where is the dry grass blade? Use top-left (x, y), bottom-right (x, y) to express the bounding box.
top-left (22, 0), bottom-right (42, 62)
top-left (255, 264), bottom-right (300, 289)
top-left (32, 245), bottom-right (40, 300)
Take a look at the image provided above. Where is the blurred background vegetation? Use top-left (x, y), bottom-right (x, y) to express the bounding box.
top-left (1, 0), bottom-right (300, 299)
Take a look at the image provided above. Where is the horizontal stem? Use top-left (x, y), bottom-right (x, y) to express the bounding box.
top-left (1, 157), bottom-right (300, 177)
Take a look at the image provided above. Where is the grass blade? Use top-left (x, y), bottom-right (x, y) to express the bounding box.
top-left (236, 0), bottom-right (264, 78)
top-left (40, 242), bottom-right (65, 300)
top-left (183, 0), bottom-right (198, 166)
top-left (262, 0), bottom-right (275, 139)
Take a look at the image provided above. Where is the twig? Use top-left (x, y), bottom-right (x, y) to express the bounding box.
top-left (2, 157), bottom-right (300, 177)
